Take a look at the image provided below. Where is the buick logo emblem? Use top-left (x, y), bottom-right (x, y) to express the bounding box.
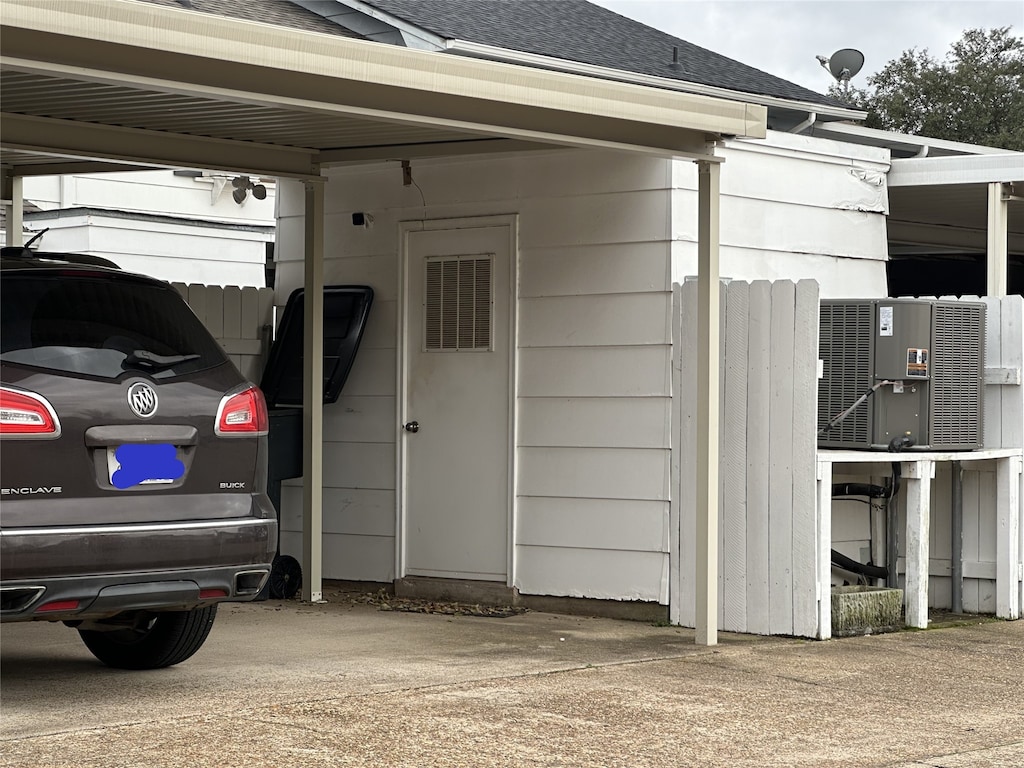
top-left (127, 382), bottom-right (158, 419)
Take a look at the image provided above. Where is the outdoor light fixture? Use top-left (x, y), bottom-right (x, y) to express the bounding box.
top-left (231, 175), bottom-right (268, 204)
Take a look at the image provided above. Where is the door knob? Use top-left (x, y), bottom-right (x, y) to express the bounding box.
top-left (404, 421), bottom-right (419, 433)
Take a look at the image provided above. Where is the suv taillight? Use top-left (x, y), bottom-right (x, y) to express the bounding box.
top-left (215, 386), bottom-right (268, 437)
top-left (0, 387), bottom-right (61, 438)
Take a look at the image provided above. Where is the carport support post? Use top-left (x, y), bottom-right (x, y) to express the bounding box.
top-left (1, 170), bottom-right (24, 246)
top-left (986, 182), bottom-right (1008, 297)
top-left (302, 177), bottom-right (325, 603)
top-left (695, 158), bottom-right (721, 646)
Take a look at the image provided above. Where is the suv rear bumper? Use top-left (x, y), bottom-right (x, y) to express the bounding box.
top-left (0, 516), bottom-right (277, 622)
top-left (0, 565), bottom-right (273, 622)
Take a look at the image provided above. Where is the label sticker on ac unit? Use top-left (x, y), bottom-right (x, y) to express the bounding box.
top-left (879, 306), bottom-right (894, 336)
top-left (906, 348), bottom-right (928, 378)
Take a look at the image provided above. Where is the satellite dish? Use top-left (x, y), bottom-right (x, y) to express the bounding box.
top-left (827, 48), bottom-right (864, 82)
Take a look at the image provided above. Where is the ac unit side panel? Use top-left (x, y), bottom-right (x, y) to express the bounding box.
top-left (929, 301), bottom-right (985, 450)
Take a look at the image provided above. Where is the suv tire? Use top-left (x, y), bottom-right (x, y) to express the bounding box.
top-left (78, 606), bottom-right (217, 670)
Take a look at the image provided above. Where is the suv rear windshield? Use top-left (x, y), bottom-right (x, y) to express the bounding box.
top-left (1, 272), bottom-right (227, 380)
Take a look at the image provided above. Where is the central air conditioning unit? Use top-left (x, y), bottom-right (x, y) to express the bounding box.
top-left (818, 298), bottom-right (985, 450)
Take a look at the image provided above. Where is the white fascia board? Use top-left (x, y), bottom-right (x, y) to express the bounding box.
top-left (2, 0), bottom-right (766, 151)
top-left (889, 153), bottom-right (1024, 187)
top-left (447, 39), bottom-right (864, 123)
top-left (816, 121), bottom-right (1013, 157)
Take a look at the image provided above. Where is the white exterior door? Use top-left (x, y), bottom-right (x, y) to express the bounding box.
top-left (401, 219), bottom-right (514, 582)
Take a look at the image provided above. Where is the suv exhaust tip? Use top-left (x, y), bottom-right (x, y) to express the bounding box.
top-left (0, 586), bottom-right (46, 613)
top-left (235, 570), bottom-right (270, 596)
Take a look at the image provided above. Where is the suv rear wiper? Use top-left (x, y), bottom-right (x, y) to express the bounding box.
top-left (122, 349), bottom-right (200, 372)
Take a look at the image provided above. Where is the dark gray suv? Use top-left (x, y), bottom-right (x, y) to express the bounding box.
top-left (0, 248), bottom-right (277, 669)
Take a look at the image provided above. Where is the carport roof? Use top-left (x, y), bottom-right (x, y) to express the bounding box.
top-left (0, 0), bottom-right (766, 179)
top-left (887, 153), bottom-right (1024, 258)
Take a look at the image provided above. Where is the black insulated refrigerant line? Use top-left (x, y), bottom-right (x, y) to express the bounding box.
top-left (829, 435), bottom-right (915, 586)
top-left (885, 435), bottom-right (915, 587)
top-left (830, 479), bottom-right (889, 582)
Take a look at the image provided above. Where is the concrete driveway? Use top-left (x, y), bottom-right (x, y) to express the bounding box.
top-left (1, 586), bottom-right (1022, 767)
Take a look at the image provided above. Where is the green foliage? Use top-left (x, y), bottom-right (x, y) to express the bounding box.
top-left (835, 27), bottom-right (1024, 150)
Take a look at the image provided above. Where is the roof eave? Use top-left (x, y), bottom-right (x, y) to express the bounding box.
top-left (814, 122), bottom-right (1020, 159)
top-left (2, 0), bottom-right (767, 175)
top-left (445, 39), bottom-right (865, 123)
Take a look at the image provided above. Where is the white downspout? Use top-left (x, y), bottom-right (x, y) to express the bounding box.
top-left (790, 112), bottom-right (817, 134)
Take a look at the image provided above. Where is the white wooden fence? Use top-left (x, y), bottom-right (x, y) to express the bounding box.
top-left (672, 285), bottom-right (1023, 639)
top-left (983, 295), bottom-right (1024, 451)
top-left (983, 295), bottom-right (1024, 620)
top-left (671, 279), bottom-right (821, 637)
top-left (172, 283), bottom-right (274, 383)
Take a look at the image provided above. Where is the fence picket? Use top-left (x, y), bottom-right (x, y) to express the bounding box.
top-left (223, 285), bottom-right (242, 340)
top-left (767, 281), bottom-right (796, 635)
top-left (723, 281), bottom-right (749, 633)
top-left (204, 285), bottom-right (224, 339)
top-left (791, 279), bottom-right (820, 638)
top-left (187, 284), bottom-right (207, 327)
top-left (745, 281), bottom-right (773, 634)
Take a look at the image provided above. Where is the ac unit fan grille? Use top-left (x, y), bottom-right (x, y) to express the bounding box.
top-left (818, 303), bottom-right (872, 444)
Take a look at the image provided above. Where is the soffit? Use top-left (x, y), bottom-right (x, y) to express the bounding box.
top-left (887, 154), bottom-right (1024, 255)
top-left (0, 0), bottom-right (766, 179)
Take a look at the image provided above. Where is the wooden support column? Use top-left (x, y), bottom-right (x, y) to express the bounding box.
top-left (987, 182), bottom-right (1008, 298)
top-left (302, 176), bottom-right (325, 604)
top-left (695, 158), bottom-right (721, 646)
top-left (995, 455), bottom-right (1022, 619)
top-left (903, 459), bottom-right (935, 628)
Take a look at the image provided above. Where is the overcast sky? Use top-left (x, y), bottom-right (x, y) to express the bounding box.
top-left (589, 1), bottom-right (1022, 94)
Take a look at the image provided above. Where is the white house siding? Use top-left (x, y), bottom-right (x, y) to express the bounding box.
top-left (22, 209), bottom-right (271, 286)
top-left (273, 138), bottom-right (894, 605)
top-left (671, 131), bottom-right (891, 298)
top-left (274, 150), bottom-right (675, 598)
top-left (18, 170), bottom-right (274, 286)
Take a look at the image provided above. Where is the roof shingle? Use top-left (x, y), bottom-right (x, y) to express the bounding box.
top-left (137, 0), bottom-right (365, 38)
top-left (364, 0), bottom-right (844, 108)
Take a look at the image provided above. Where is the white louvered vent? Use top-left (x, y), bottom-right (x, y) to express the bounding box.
top-left (424, 255), bottom-right (493, 351)
top-left (931, 303), bottom-right (984, 447)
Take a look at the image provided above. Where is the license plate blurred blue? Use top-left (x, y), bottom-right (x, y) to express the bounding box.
top-left (106, 444), bottom-right (185, 488)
